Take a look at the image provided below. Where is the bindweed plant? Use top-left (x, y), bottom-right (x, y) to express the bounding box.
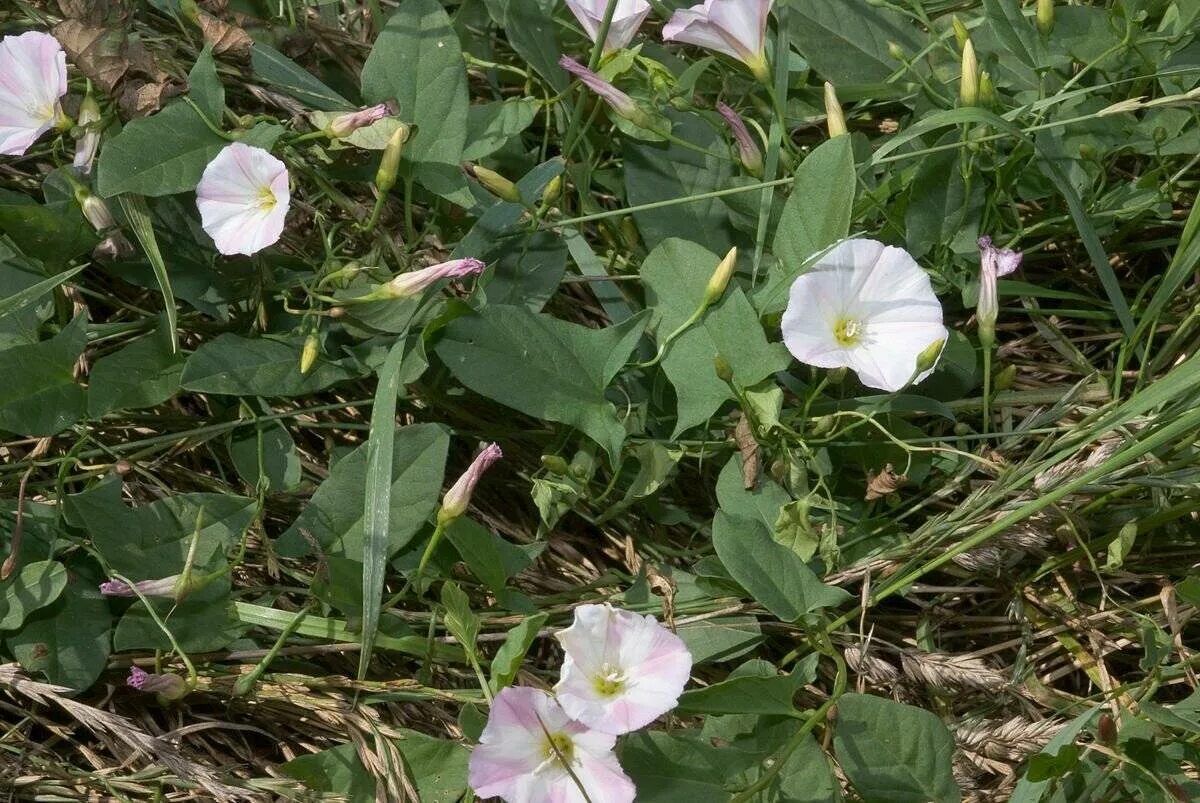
top-left (1, 0), bottom-right (1199, 800)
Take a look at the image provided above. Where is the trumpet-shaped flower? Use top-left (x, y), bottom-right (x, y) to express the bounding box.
top-left (781, 238), bottom-right (948, 392)
top-left (468, 686), bottom-right (635, 803)
top-left (565, 0), bottom-right (651, 51)
top-left (555, 603), bottom-right (692, 734)
top-left (0, 32), bottom-right (68, 156)
top-left (976, 235), bottom-right (1022, 347)
top-left (662, 0), bottom-right (772, 80)
top-left (195, 143), bottom-right (290, 256)
top-left (385, 258), bottom-right (487, 299)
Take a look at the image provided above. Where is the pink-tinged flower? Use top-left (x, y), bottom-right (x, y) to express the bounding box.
top-left (716, 102), bottom-right (762, 177)
top-left (439, 442), bottom-right (502, 523)
top-left (558, 56), bottom-right (647, 127)
top-left (976, 235), bottom-right (1022, 347)
top-left (663, 0), bottom-right (773, 81)
top-left (100, 576), bottom-right (180, 598)
top-left (195, 143), bottom-right (290, 256)
top-left (328, 103), bottom-right (392, 138)
top-left (554, 604), bottom-right (692, 735)
top-left (385, 258), bottom-right (486, 299)
top-left (0, 32), bottom-right (68, 156)
top-left (468, 686), bottom-right (635, 803)
top-left (781, 238), bottom-right (948, 392)
top-left (564, 0), bottom-right (651, 51)
top-left (127, 666), bottom-right (189, 700)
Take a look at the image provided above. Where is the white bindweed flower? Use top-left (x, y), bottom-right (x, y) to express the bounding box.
top-left (564, 0), bottom-right (651, 51)
top-left (781, 238), bottom-right (948, 392)
top-left (468, 686), bottom-right (635, 803)
top-left (0, 31), bottom-right (68, 156)
top-left (554, 603), bottom-right (692, 735)
top-left (195, 143), bottom-right (290, 256)
top-left (662, 0), bottom-right (772, 81)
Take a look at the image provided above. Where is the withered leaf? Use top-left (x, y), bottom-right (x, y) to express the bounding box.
top-left (865, 463), bottom-right (907, 501)
top-left (733, 412), bottom-right (760, 490)
top-left (197, 11), bottom-right (253, 59)
top-left (52, 20), bottom-right (129, 93)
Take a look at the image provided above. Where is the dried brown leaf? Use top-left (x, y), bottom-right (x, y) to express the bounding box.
top-left (865, 463), bottom-right (907, 501)
top-left (733, 413), bottom-right (760, 490)
top-left (52, 20), bottom-right (129, 92)
top-left (197, 11), bottom-right (253, 59)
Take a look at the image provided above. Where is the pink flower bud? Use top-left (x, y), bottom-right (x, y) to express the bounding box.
top-left (716, 102), bottom-right (762, 177)
top-left (127, 666), bottom-right (189, 701)
top-left (328, 103), bottom-right (392, 138)
top-left (558, 56), bottom-right (647, 127)
top-left (439, 443), bottom-right (502, 523)
top-left (384, 258), bottom-right (486, 299)
top-left (100, 575), bottom-right (180, 598)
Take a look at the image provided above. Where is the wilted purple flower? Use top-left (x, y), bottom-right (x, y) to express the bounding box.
top-left (100, 575), bottom-right (180, 598)
top-left (438, 443), bottom-right (502, 523)
top-left (716, 102), bottom-right (762, 177)
top-left (385, 258), bottom-right (486, 299)
top-left (558, 56), bottom-right (648, 128)
top-left (976, 236), bottom-right (1022, 347)
top-left (127, 666), bottom-right (189, 700)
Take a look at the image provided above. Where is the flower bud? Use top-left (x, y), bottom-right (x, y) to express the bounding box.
top-left (540, 174), bottom-right (563, 208)
top-left (977, 236), bottom-right (1023, 348)
top-left (824, 82), bottom-right (847, 138)
top-left (300, 332), bottom-right (320, 375)
top-left (994, 363), bottom-right (1017, 391)
top-left (978, 71), bottom-right (995, 107)
top-left (439, 443), bottom-right (502, 525)
top-left (558, 55), bottom-right (652, 128)
top-left (79, 193), bottom-right (117, 234)
top-left (464, 163), bottom-right (521, 204)
top-left (375, 124), bottom-right (410, 195)
top-left (127, 666), bottom-right (190, 702)
top-left (887, 41), bottom-right (906, 61)
top-left (714, 353), bottom-right (733, 383)
top-left (328, 102), bottom-right (393, 138)
top-left (704, 246), bottom-right (738, 305)
top-left (1036, 0), bottom-right (1054, 36)
top-left (960, 39), bottom-right (979, 107)
top-left (73, 92), bottom-right (102, 175)
top-left (716, 102), bottom-right (763, 178)
top-left (540, 454), bottom-right (570, 474)
top-left (383, 258), bottom-right (486, 299)
top-left (951, 16), bottom-right (970, 51)
top-left (914, 338), bottom-right (945, 375)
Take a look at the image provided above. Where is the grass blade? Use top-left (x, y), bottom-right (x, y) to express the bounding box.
top-left (117, 195), bottom-right (178, 354)
top-left (357, 338), bottom-right (407, 680)
top-left (0, 265), bottom-right (86, 320)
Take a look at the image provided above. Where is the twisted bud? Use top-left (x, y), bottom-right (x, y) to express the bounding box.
top-left (716, 103), bottom-right (763, 178)
top-left (439, 443), bottom-right (503, 525)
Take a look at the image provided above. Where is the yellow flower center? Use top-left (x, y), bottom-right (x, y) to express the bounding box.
top-left (592, 664), bottom-right (626, 697)
top-left (256, 185), bottom-right (278, 210)
top-left (541, 732), bottom-right (575, 767)
top-left (833, 316), bottom-right (865, 346)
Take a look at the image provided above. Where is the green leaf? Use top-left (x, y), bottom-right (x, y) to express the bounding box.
top-left (715, 455), bottom-right (791, 531)
top-left (276, 424), bottom-right (449, 560)
top-left (463, 98), bottom-right (540, 161)
top-left (757, 136), bottom-right (856, 315)
top-left (496, 0), bottom-right (568, 92)
top-left (118, 195), bottom-right (178, 353)
top-left (180, 334), bottom-right (360, 396)
top-left (712, 511), bottom-right (850, 621)
top-left (251, 43), bottom-right (353, 111)
top-left (188, 44), bottom-right (224, 122)
top-left (642, 239), bottom-right (789, 435)
top-left (358, 340), bottom-right (406, 679)
top-left (481, 230), bottom-right (568, 312)
top-left (489, 612), bottom-right (548, 692)
top-left (0, 191), bottom-right (97, 271)
top-left (677, 662), bottom-right (804, 717)
top-left (8, 558), bottom-right (111, 691)
top-left (676, 615), bottom-right (763, 665)
top-left (905, 145), bottom-right (984, 258)
top-left (0, 314), bottom-right (88, 436)
top-left (446, 517), bottom-right (542, 594)
top-left (0, 264), bottom-right (85, 322)
top-left (624, 111), bottom-right (737, 254)
top-left (440, 581), bottom-right (480, 657)
top-left (282, 743), bottom-right (377, 798)
top-left (788, 0), bottom-right (924, 84)
top-left (984, 0), bottom-right (1047, 71)
top-left (0, 560), bottom-right (68, 631)
top-left (88, 327), bottom-right (183, 417)
top-left (833, 693), bottom-right (960, 803)
top-left (773, 498), bottom-right (820, 562)
top-left (227, 418), bottom-right (301, 492)
top-left (622, 730), bottom-right (736, 803)
top-left (95, 101), bottom-right (225, 198)
top-left (435, 305), bottom-right (649, 459)
top-left (395, 729), bottom-right (470, 803)
top-left (361, 0), bottom-right (468, 167)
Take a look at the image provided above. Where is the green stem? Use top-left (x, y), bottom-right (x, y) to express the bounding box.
top-left (981, 346), bottom-right (993, 434)
top-left (233, 602), bottom-right (314, 697)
